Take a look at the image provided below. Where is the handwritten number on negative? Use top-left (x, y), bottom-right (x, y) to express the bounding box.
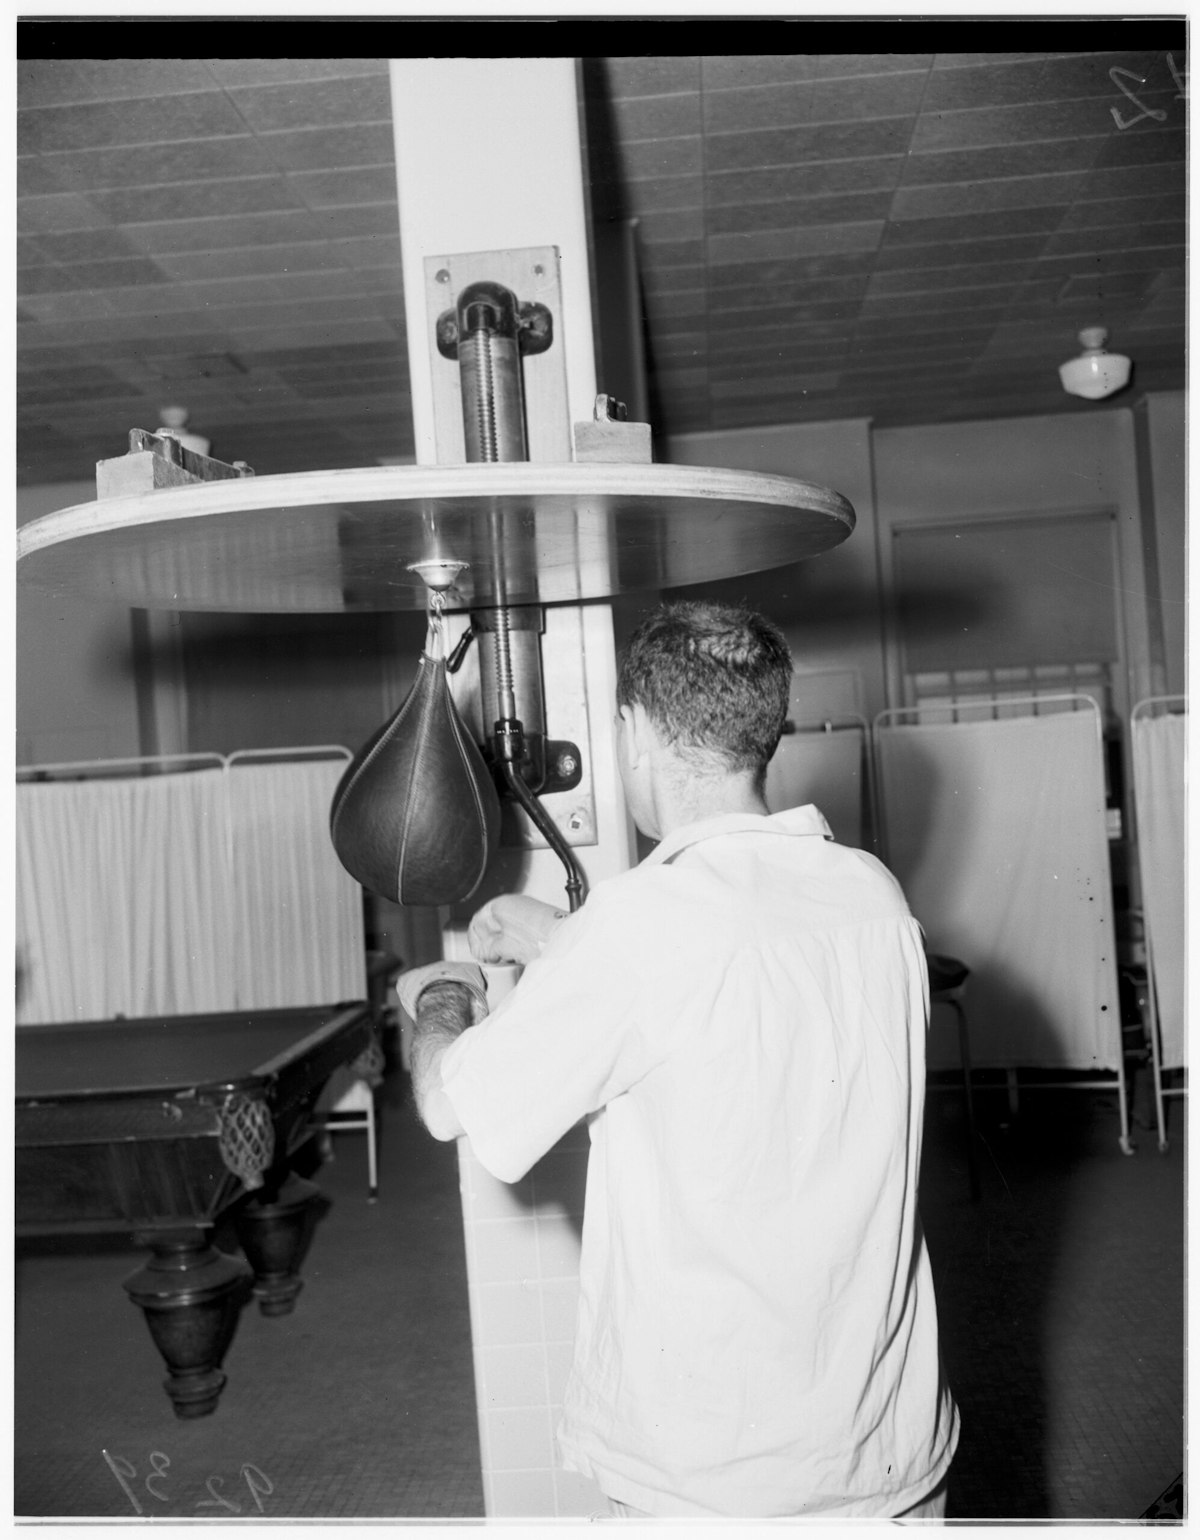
top-left (103, 1451), bottom-right (274, 1516)
top-left (242, 1464), bottom-right (275, 1512)
top-left (196, 1474), bottom-right (242, 1513)
top-left (101, 1451), bottom-right (144, 1516)
top-left (145, 1450), bottom-right (171, 1502)
top-left (1109, 67), bottom-right (1169, 129)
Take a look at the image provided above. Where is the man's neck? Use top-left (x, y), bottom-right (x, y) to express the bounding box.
top-left (652, 767), bottom-right (769, 840)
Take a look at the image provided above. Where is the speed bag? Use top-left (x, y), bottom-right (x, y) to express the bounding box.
top-left (330, 652), bottom-right (501, 906)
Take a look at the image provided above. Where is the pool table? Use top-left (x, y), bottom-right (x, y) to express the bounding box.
top-left (15, 1001), bottom-right (377, 1419)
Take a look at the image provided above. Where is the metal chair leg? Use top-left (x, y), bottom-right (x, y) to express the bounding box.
top-left (948, 994), bottom-right (981, 1202)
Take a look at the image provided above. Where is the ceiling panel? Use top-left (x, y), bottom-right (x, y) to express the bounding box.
top-left (16, 41), bottom-right (1187, 488)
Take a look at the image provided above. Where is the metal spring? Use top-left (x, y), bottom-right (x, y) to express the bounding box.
top-left (468, 327), bottom-right (499, 464)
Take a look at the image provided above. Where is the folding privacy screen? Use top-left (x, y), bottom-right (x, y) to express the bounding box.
top-left (1132, 697), bottom-right (1187, 1151)
top-left (15, 748), bottom-right (367, 1025)
top-left (765, 716), bottom-right (870, 850)
top-left (875, 698), bottom-right (1130, 1151)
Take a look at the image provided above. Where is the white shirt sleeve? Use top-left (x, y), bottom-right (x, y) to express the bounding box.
top-left (438, 880), bottom-right (672, 1182)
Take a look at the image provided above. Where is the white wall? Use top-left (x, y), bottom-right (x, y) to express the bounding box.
top-left (664, 418), bottom-right (885, 721)
top-left (1135, 391), bottom-right (1186, 699)
top-left (872, 409), bottom-right (1154, 716)
top-left (17, 481), bottom-right (142, 767)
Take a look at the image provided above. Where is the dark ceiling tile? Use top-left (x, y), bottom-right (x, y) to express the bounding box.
top-left (273, 358), bottom-right (406, 387)
top-left (1080, 159), bottom-right (1185, 201)
top-left (32, 136), bottom-right (278, 193)
top-left (1057, 270), bottom-right (1161, 304)
top-left (856, 284), bottom-right (1037, 320)
top-left (707, 222), bottom-right (884, 265)
top-left (97, 279), bottom-right (245, 316)
top-left (808, 70), bottom-right (929, 123)
top-left (710, 372), bottom-right (843, 402)
top-left (331, 233), bottom-right (404, 272)
top-left (19, 256), bottom-right (169, 294)
top-left (274, 270), bottom-right (401, 305)
top-left (174, 274), bottom-right (297, 310)
top-left (618, 136), bottom-right (704, 181)
top-left (226, 75), bottom-right (393, 134)
top-left (1056, 193), bottom-right (1181, 228)
top-left (19, 362), bottom-right (135, 398)
top-left (922, 53), bottom-right (1148, 112)
top-left (867, 259), bottom-right (1037, 298)
top-left (285, 372), bottom-right (408, 401)
top-left (901, 138), bottom-right (1102, 187)
top-left (891, 170), bottom-right (1086, 219)
top-left (706, 116), bottom-right (914, 173)
top-left (29, 227), bottom-right (141, 263)
top-left (17, 192), bottom-right (105, 234)
top-left (252, 122), bottom-right (396, 173)
top-left (707, 342), bottom-right (856, 376)
top-left (204, 59), bottom-right (389, 87)
top-left (19, 92), bottom-right (249, 155)
top-left (643, 254), bottom-right (708, 287)
top-left (1035, 246), bottom-right (1184, 284)
top-left (1092, 121), bottom-right (1187, 169)
top-left (603, 57), bottom-right (701, 97)
top-left (706, 157), bottom-right (905, 205)
top-left (701, 57), bottom-right (817, 90)
top-left (125, 203), bottom-right (398, 256)
top-left (913, 96), bottom-right (1129, 155)
top-left (709, 292), bottom-right (870, 330)
top-left (1043, 220), bottom-right (1185, 257)
top-left (18, 155), bottom-right (72, 197)
top-left (240, 339), bottom-right (404, 370)
top-left (653, 365), bottom-right (710, 392)
top-left (615, 175), bottom-right (705, 213)
top-left (642, 287), bottom-right (708, 320)
top-left (92, 175), bottom-right (306, 225)
top-left (650, 330), bottom-right (708, 355)
top-left (610, 91), bottom-right (702, 141)
top-left (636, 209), bottom-right (705, 244)
top-left (706, 189), bottom-right (895, 236)
top-left (881, 205), bottom-right (1062, 245)
top-left (19, 290), bottom-right (119, 324)
top-left (706, 262), bottom-right (871, 300)
top-left (120, 210), bottom-right (318, 255)
top-left (152, 242), bottom-right (352, 282)
top-left (288, 166), bottom-right (399, 209)
top-left (347, 269), bottom-right (408, 305)
top-left (996, 276), bottom-right (1071, 309)
top-left (232, 318), bottom-right (402, 353)
top-left (17, 59), bottom-right (218, 107)
top-left (702, 82), bottom-right (813, 135)
top-left (705, 310), bottom-right (862, 348)
top-left (875, 232), bottom-right (1050, 271)
top-left (814, 55), bottom-right (934, 80)
top-left (850, 309), bottom-right (1012, 341)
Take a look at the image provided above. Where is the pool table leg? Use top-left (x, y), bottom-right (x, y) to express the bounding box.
top-left (123, 1232), bottom-right (253, 1419)
top-left (233, 1171), bottom-right (322, 1317)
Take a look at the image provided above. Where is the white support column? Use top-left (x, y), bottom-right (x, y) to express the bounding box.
top-left (389, 59), bottom-right (637, 1519)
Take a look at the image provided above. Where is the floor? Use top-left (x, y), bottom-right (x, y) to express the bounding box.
top-left (14, 1047), bottom-right (1185, 1525)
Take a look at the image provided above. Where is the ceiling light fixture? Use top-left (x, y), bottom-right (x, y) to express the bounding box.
top-left (1058, 327), bottom-right (1132, 401)
top-left (157, 405), bottom-right (211, 457)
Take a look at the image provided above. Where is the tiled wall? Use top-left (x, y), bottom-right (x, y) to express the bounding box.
top-left (456, 1129), bottom-right (603, 1518)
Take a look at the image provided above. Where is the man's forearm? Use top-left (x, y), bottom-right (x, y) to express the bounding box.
top-left (410, 980), bottom-right (474, 1141)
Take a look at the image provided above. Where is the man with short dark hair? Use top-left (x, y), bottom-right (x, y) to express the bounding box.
top-left (401, 600), bottom-right (959, 1520)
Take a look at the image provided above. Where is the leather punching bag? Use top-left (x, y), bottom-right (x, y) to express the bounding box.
top-left (330, 622), bottom-right (501, 906)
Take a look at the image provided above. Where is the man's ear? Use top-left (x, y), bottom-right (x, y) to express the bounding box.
top-left (624, 701), bottom-right (658, 763)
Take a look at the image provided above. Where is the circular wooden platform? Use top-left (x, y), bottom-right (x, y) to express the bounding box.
top-left (17, 461), bottom-right (856, 613)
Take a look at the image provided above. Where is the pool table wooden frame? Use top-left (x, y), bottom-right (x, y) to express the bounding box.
top-left (15, 1002), bottom-right (377, 1418)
